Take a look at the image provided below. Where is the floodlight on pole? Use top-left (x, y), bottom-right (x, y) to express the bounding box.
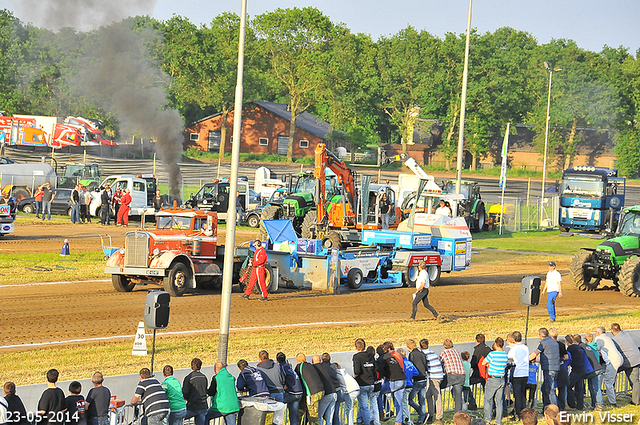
top-left (540, 62), bottom-right (562, 226)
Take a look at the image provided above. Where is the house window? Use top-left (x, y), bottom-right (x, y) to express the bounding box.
top-left (208, 130), bottom-right (221, 151)
top-left (299, 140), bottom-right (309, 149)
top-left (259, 137), bottom-right (269, 146)
top-left (230, 136), bottom-right (233, 144)
top-left (190, 133), bottom-right (199, 141)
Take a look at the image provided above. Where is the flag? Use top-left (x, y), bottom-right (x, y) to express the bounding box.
top-left (499, 123), bottom-right (510, 189)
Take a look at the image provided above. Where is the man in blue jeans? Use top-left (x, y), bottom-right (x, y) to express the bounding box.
top-left (353, 338), bottom-right (377, 425)
top-left (541, 261), bottom-right (563, 322)
top-left (182, 358), bottom-right (208, 425)
top-left (41, 182), bottom-right (54, 221)
top-left (407, 339), bottom-right (428, 424)
top-left (529, 328), bottom-right (560, 408)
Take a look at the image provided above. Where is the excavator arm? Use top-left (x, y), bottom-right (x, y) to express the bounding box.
top-left (314, 143), bottom-right (357, 222)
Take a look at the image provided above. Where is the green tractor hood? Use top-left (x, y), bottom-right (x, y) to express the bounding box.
top-left (597, 235), bottom-right (640, 266)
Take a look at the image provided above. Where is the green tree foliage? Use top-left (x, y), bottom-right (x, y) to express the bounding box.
top-left (253, 7), bottom-right (337, 161)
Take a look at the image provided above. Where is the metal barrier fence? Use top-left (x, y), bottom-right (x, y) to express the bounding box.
top-left (484, 195), bottom-right (560, 234)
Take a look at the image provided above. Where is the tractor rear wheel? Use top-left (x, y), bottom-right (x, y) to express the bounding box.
top-left (112, 274), bottom-right (135, 292)
top-left (570, 250), bottom-right (600, 291)
top-left (259, 205), bottom-right (282, 240)
top-left (619, 256), bottom-right (640, 297)
top-left (301, 211), bottom-right (317, 239)
top-left (163, 262), bottom-right (190, 297)
top-left (473, 202), bottom-right (486, 232)
top-left (323, 231), bottom-right (342, 250)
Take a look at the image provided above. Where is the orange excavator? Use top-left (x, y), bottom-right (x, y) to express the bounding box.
top-left (300, 143), bottom-right (400, 248)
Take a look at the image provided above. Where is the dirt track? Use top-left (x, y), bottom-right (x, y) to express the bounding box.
top-left (0, 219), bottom-right (638, 349)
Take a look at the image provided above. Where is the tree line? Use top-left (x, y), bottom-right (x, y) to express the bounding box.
top-left (1, 7), bottom-right (639, 175)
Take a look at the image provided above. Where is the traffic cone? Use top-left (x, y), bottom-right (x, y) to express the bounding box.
top-left (60, 239), bottom-right (70, 256)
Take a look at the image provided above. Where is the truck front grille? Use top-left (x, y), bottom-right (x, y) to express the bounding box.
top-left (124, 232), bottom-right (150, 267)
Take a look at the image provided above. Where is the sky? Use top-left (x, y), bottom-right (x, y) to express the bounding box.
top-left (1, 0), bottom-right (638, 55)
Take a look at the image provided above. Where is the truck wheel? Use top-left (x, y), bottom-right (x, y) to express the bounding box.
top-left (301, 211), bottom-right (317, 239)
top-left (428, 265), bottom-right (441, 286)
top-left (247, 214), bottom-right (260, 228)
top-left (406, 265), bottom-right (419, 287)
top-left (112, 274), bottom-right (135, 292)
top-left (265, 264), bottom-right (275, 293)
top-left (619, 256), bottom-right (640, 297)
top-left (11, 187), bottom-right (29, 202)
top-left (22, 203), bottom-right (34, 214)
top-left (163, 262), bottom-right (191, 297)
top-left (347, 268), bottom-right (363, 289)
top-left (323, 231), bottom-right (342, 250)
top-left (570, 250), bottom-right (599, 291)
top-left (67, 207), bottom-right (73, 217)
top-left (559, 226), bottom-right (570, 233)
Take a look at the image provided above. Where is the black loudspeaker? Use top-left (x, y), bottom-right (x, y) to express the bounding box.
top-left (520, 276), bottom-right (541, 307)
top-left (144, 291), bottom-right (170, 329)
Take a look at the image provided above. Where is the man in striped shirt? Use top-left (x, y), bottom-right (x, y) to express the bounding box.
top-left (131, 368), bottom-right (170, 425)
top-left (482, 338), bottom-right (508, 425)
top-left (421, 339), bottom-right (443, 425)
top-left (440, 339), bottom-right (465, 414)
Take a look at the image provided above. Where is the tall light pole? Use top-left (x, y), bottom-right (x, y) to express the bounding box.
top-left (218, 0), bottom-right (247, 364)
top-left (455, 0), bottom-right (473, 195)
top-left (540, 61), bottom-right (562, 226)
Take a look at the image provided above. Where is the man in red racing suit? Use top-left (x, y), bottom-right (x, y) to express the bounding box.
top-left (240, 240), bottom-right (269, 300)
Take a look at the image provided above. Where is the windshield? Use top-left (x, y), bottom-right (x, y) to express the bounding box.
top-left (561, 177), bottom-right (604, 198)
top-left (618, 212), bottom-right (640, 235)
top-left (66, 165), bottom-right (83, 177)
top-left (296, 177), bottom-right (315, 195)
top-left (157, 216), bottom-right (192, 230)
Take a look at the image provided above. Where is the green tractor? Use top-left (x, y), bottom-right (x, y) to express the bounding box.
top-left (260, 172), bottom-right (316, 236)
top-left (571, 205), bottom-right (640, 297)
top-left (442, 179), bottom-right (487, 232)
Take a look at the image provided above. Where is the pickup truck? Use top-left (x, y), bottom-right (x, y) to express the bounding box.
top-left (89, 174), bottom-right (157, 218)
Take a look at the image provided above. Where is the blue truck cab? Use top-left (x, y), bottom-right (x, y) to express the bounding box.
top-left (559, 166), bottom-right (625, 233)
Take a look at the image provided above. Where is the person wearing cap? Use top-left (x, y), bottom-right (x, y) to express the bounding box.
top-left (541, 262), bottom-right (562, 322)
top-left (409, 261), bottom-right (441, 322)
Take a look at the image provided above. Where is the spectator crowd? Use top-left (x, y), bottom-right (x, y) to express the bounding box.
top-left (1, 322), bottom-right (638, 425)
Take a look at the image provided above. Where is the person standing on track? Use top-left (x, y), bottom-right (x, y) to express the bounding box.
top-left (409, 261), bottom-right (440, 322)
top-left (240, 240), bottom-right (269, 301)
top-left (541, 262), bottom-right (562, 322)
top-left (117, 189), bottom-right (132, 226)
top-left (100, 184), bottom-right (111, 226)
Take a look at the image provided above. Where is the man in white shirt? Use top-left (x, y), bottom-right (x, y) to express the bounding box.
top-left (541, 261), bottom-right (562, 322)
top-left (409, 261), bottom-right (440, 321)
top-left (507, 331), bottom-right (530, 419)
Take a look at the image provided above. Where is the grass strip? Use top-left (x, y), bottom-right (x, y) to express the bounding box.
top-left (2, 309), bottom-right (638, 386)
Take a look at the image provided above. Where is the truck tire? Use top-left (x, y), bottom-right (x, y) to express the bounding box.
top-left (559, 226), bottom-right (570, 233)
top-left (238, 264), bottom-right (274, 294)
top-left (301, 211), bottom-right (317, 239)
top-left (163, 262), bottom-right (191, 297)
top-left (247, 214), bottom-right (260, 228)
top-left (619, 256), bottom-right (640, 297)
top-left (11, 187), bottom-right (29, 202)
top-left (323, 231), bottom-right (342, 250)
top-left (347, 268), bottom-right (363, 289)
top-left (428, 265), bottom-right (442, 286)
top-left (22, 203), bottom-right (34, 214)
top-left (570, 250), bottom-right (599, 291)
top-left (112, 274), bottom-right (135, 292)
top-left (406, 265), bottom-right (419, 287)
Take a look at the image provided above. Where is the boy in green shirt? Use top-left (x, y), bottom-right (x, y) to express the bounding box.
top-left (162, 365), bottom-right (187, 425)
